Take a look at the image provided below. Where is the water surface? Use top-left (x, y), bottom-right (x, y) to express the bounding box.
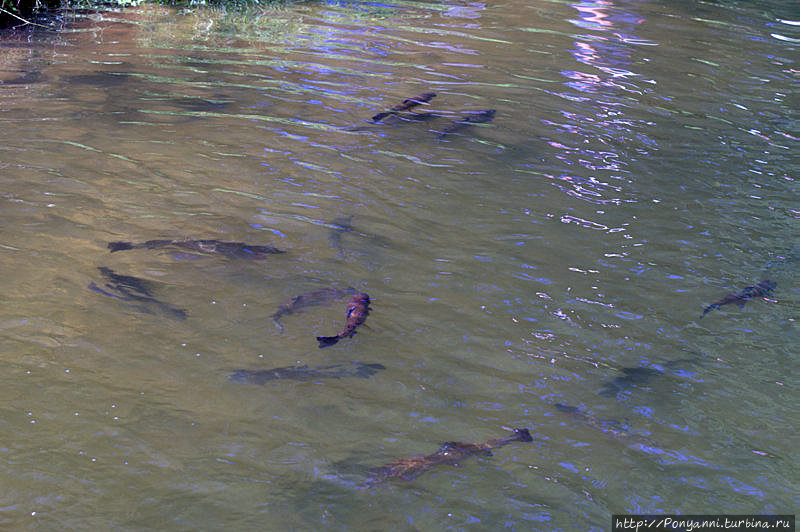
top-left (0, 0), bottom-right (797, 529)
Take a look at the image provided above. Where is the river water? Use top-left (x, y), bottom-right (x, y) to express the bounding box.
top-left (0, 0), bottom-right (797, 529)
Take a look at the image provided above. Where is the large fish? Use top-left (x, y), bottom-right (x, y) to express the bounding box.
top-left (598, 355), bottom-right (701, 398)
top-left (228, 362), bottom-right (385, 385)
top-left (367, 428), bottom-right (532, 485)
top-left (108, 239), bottom-right (284, 259)
top-left (437, 109), bottom-right (496, 139)
top-left (88, 267), bottom-right (187, 320)
top-left (372, 92), bottom-right (437, 123)
top-left (271, 286), bottom-right (356, 332)
top-left (598, 366), bottom-right (664, 398)
top-left (701, 280), bottom-right (776, 317)
top-left (317, 292), bottom-right (371, 348)
top-left (554, 404), bottom-right (656, 447)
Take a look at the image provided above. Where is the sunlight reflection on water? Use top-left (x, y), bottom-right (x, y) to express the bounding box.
top-left (0, 0), bottom-right (797, 528)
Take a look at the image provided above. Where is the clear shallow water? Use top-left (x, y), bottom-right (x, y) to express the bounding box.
top-left (0, 0), bottom-right (797, 529)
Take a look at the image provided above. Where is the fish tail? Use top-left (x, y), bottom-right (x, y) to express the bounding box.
top-left (317, 335), bottom-right (340, 348)
top-left (272, 317), bottom-right (284, 333)
top-left (372, 111), bottom-right (392, 123)
top-left (108, 241), bottom-right (134, 252)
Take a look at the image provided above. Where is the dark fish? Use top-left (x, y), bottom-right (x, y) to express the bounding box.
top-left (437, 109), bottom-right (496, 139)
top-left (598, 356), bottom-right (701, 398)
top-left (328, 216), bottom-right (354, 256)
top-left (555, 404), bottom-right (629, 436)
top-left (271, 286), bottom-right (356, 332)
top-left (398, 112), bottom-right (439, 122)
top-left (598, 366), bottom-right (663, 397)
top-left (88, 267), bottom-right (187, 320)
top-left (228, 362), bottom-right (385, 385)
top-left (317, 292), bottom-right (371, 348)
top-left (367, 428), bottom-right (532, 485)
top-left (96, 266), bottom-right (154, 297)
top-left (2, 71), bottom-right (42, 85)
top-left (554, 404), bottom-right (656, 447)
top-left (701, 280), bottom-right (776, 317)
top-left (372, 92), bottom-right (437, 123)
top-left (108, 239), bottom-right (284, 259)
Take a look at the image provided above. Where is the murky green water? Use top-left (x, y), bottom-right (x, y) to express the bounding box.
top-left (0, 0), bottom-right (797, 529)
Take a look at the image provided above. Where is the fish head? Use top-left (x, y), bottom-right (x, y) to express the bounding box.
top-left (760, 280), bottom-right (777, 291)
top-left (512, 428), bottom-right (533, 442)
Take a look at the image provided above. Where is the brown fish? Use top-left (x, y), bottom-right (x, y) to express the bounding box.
top-left (367, 428), bottom-right (532, 485)
top-left (372, 92), bottom-right (437, 123)
top-left (701, 279), bottom-right (776, 317)
top-left (437, 109), bottom-right (496, 139)
top-left (272, 286), bottom-right (356, 332)
top-left (228, 362), bottom-right (385, 385)
top-left (316, 292), bottom-right (371, 348)
top-left (108, 239), bottom-right (284, 259)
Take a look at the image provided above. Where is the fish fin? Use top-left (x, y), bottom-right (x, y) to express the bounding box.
top-left (272, 318), bottom-right (284, 333)
top-left (108, 241), bottom-right (134, 252)
top-left (317, 336), bottom-right (340, 348)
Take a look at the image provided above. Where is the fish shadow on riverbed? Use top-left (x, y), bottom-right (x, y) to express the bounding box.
top-left (326, 215), bottom-right (391, 259)
top-left (328, 216), bottom-right (354, 257)
top-left (228, 361), bottom-right (385, 385)
top-left (108, 238), bottom-right (285, 260)
top-left (598, 354), bottom-right (703, 398)
top-left (88, 267), bottom-right (187, 320)
top-left (553, 404), bottom-right (658, 449)
top-left (435, 109), bottom-right (497, 140)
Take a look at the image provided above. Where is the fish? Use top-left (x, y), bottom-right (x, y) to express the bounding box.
top-left (367, 428), bottom-right (532, 485)
top-left (598, 356), bottom-right (701, 398)
top-left (88, 267), bottom-right (187, 320)
top-left (701, 279), bottom-right (776, 317)
top-left (437, 109), bottom-right (496, 139)
top-left (271, 286), bottom-right (356, 332)
top-left (228, 361), bottom-right (385, 385)
top-left (598, 366), bottom-right (663, 398)
top-left (96, 266), bottom-right (155, 297)
top-left (328, 216), bottom-right (354, 256)
top-left (317, 292), bottom-right (371, 348)
top-left (372, 92), bottom-right (437, 123)
top-left (108, 239), bottom-right (285, 259)
top-left (554, 404), bottom-right (629, 436)
top-left (554, 404), bottom-right (656, 447)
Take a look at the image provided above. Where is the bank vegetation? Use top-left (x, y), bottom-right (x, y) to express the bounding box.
top-left (0, 0), bottom-right (286, 28)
